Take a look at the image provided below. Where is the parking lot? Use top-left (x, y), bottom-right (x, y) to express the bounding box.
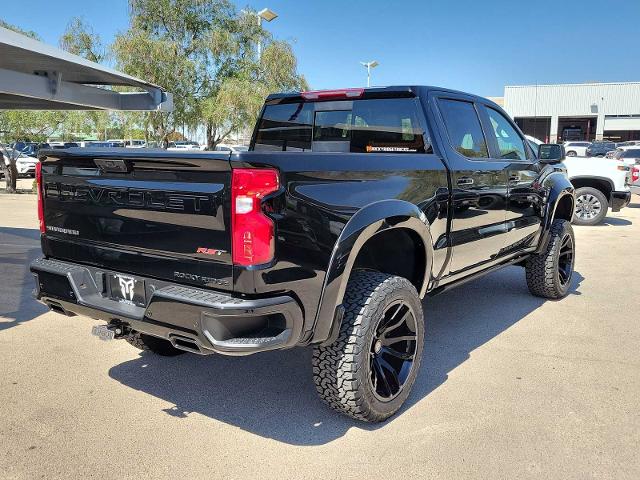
top-left (1, 191), bottom-right (639, 480)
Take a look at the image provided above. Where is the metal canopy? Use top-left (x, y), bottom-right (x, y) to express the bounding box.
top-left (0, 26), bottom-right (173, 111)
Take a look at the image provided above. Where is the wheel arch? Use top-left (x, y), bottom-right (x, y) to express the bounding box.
top-left (311, 199), bottom-right (434, 344)
top-left (569, 175), bottom-right (614, 201)
top-left (535, 171), bottom-right (575, 254)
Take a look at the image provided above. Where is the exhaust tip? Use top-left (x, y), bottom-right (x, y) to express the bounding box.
top-left (45, 300), bottom-right (75, 316)
top-left (169, 335), bottom-right (204, 354)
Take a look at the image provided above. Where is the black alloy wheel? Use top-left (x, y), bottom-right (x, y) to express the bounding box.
top-left (557, 232), bottom-right (574, 287)
top-left (526, 219), bottom-right (575, 299)
top-left (369, 300), bottom-right (418, 401)
top-left (312, 271), bottom-right (425, 422)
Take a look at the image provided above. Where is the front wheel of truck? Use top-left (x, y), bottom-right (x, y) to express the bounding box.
top-left (573, 187), bottom-right (608, 226)
top-left (126, 332), bottom-right (185, 356)
top-left (312, 271), bottom-right (424, 422)
top-left (526, 219), bottom-right (575, 299)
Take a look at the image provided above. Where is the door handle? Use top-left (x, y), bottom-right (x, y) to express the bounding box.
top-left (456, 177), bottom-right (474, 186)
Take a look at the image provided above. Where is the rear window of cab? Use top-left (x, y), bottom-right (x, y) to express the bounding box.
top-left (252, 98), bottom-right (428, 153)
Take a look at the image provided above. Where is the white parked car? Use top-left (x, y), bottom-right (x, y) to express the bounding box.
top-left (562, 155), bottom-right (631, 225)
top-left (563, 141), bottom-right (590, 157)
top-left (167, 141), bottom-right (201, 151)
top-left (527, 136), bottom-right (631, 225)
top-left (2, 147), bottom-right (39, 177)
top-left (214, 144), bottom-right (249, 152)
top-left (106, 139), bottom-right (147, 148)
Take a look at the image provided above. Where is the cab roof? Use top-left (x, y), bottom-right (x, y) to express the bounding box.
top-left (266, 85), bottom-right (496, 107)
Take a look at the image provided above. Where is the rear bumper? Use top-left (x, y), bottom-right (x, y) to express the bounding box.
top-left (610, 190), bottom-right (631, 212)
top-left (30, 258), bottom-right (303, 356)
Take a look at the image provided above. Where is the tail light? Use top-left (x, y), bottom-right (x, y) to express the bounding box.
top-left (35, 161), bottom-right (45, 234)
top-left (632, 166), bottom-right (639, 184)
top-left (231, 168), bottom-right (279, 266)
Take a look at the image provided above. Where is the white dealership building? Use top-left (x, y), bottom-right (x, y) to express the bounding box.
top-left (498, 82), bottom-right (640, 143)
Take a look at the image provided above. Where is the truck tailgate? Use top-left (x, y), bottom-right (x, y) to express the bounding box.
top-left (39, 149), bottom-right (234, 291)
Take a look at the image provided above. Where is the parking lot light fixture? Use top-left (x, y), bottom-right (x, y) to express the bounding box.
top-left (258, 8), bottom-right (278, 23)
top-left (255, 8), bottom-right (278, 58)
top-left (360, 60), bottom-right (379, 87)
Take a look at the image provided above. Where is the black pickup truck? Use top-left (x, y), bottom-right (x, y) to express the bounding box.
top-left (31, 86), bottom-right (575, 422)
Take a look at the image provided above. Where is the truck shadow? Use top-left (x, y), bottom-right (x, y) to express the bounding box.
top-left (0, 226), bottom-right (48, 331)
top-left (108, 266), bottom-right (583, 446)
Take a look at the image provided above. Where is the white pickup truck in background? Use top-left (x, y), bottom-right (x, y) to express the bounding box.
top-left (527, 136), bottom-right (633, 226)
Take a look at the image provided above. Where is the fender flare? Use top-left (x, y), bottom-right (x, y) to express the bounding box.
top-left (311, 199), bottom-right (434, 344)
top-left (535, 170), bottom-right (575, 254)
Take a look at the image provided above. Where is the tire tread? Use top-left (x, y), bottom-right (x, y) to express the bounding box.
top-left (312, 271), bottom-right (423, 422)
top-left (526, 219), bottom-right (574, 299)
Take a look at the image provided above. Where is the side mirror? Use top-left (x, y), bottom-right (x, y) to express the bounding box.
top-left (538, 143), bottom-right (565, 163)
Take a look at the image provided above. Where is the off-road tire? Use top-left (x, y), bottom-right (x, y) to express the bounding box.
top-left (312, 271), bottom-right (424, 422)
top-left (526, 219), bottom-right (575, 299)
top-left (572, 187), bottom-right (608, 226)
top-left (126, 331), bottom-right (185, 356)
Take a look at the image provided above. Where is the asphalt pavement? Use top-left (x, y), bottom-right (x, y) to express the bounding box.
top-left (1, 191), bottom-right (639, 479)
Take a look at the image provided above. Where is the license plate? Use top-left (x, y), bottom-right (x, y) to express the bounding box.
top-left (108, 274), bottom-right (146, 306)
top-left (91, 325), bottom-right (115, 341)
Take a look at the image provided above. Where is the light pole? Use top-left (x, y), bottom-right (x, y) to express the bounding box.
top-left (360, 60), bottom-right (379, 87)
top-left (256, 8), bottom-right (278, 58)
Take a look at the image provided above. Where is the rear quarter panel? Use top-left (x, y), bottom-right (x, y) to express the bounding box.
top-left (231, 151), bottom-right (449, 341)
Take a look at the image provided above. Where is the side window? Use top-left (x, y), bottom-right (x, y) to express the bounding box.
top-left (485, 107), bottom-right (527, 161)
top-left (438, 99), bottom-right (488, 158)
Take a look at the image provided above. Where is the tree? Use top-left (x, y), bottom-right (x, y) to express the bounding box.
top-left (0, 111), bottom-right (65, 192)
top-left (59, 17), bottom-right (107, 64)
top-left (202, 41), bottom-right (308, 148)
top-left (0, 21), bottom-right (43, 192)
top-left (58, 18), bottom-right (113, 141)
top-left (113, 0), bottom-right (307, 148)
top-left (0, 19), bottom-right (39, 40)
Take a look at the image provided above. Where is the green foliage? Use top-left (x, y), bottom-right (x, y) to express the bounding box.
top-left (0, 4), bottom-right (307, 149)
top-left (0, 111), bottom-right (66, 141)
top-left (0, 19), bottom-right (40, 39)
top-left (260, 41), bottom-right (309, 92)
top-left (113, 0), bottom-right (307, 147)
top-left (59, 17), bottom-right (107, 63)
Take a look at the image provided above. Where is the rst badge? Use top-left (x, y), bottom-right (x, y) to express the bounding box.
top-left (196, 247), bottom-right (227, 256)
